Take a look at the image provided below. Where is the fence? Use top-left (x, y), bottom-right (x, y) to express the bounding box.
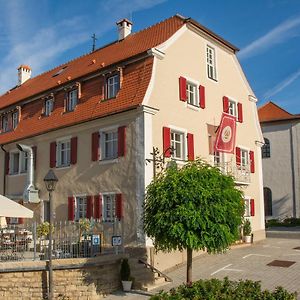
top-left (0, 218), bottom-right (124, 262)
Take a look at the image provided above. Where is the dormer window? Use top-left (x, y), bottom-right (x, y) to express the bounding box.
top-left (45, 98), bottom-right (54, 116)
top-left (106, 74), bottom-right (120, 99)
top-left (67, 89), bottom-right (78, 112)
top-left (12, 111), bottom-right (19, 129)
top-left (2, 115), bottom-right (9, 132)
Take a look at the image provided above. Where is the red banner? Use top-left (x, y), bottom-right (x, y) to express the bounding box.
top-left (214, 113), bottom-right (236, 153)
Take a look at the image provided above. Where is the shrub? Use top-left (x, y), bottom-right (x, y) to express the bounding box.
top-left (150, 277), bottom-right (297, 300)
top-left (243, 219), bottom-right (252, 236)
top-left (120, 258), bottom-right (131, 281)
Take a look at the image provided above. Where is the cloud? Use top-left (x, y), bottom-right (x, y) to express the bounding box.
top-left (263, 68), bottom-right (300, 100)
top-left (239, 15), bottom-right (300, 60)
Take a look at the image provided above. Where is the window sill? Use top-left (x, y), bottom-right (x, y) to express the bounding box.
top-left (102, 96), bottom-right (117, 102)
top-left (208, 76), bottom-right (218, 82)
top-left (8, 173), bottom-right (27, 177)
top-left (99, 158), bottom-right (119, 165)
top-left (55, 165), bottom-right (71, 170)
top-left (187, 104), bottom-right (200, 111)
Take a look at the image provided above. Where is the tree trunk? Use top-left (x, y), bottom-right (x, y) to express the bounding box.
top-left (186, 247), bottom-right (193, 284)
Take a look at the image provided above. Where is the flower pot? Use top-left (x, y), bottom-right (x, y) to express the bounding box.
top-left (122, 280), bottom-right (132, 291)
top-left (244, 235), bottom-right (252, 243)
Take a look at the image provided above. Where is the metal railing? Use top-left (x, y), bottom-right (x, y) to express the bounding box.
top-left (0, 219), bottom-right (124, 262)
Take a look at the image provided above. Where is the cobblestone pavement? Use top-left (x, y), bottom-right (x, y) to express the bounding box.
top-left (106, 237), bottom-right (300, 299)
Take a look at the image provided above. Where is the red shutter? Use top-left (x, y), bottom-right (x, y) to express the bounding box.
top-left (118, 126), bottom-right (126, 157)
top-left (68, 196), bottom-right (75, 221)
top-left (199, 85), bottom-right (205, 109)
top-left (250, 199), bottom-right (255, 216)
top-left (237, 103), bottom-right (243, 123)
top-left (179, 76), bottom-right (187, 101)
top-left (32, 146), bottom-right (37, 170)
top-left (115, 193), bottom-right (123, 220)
top-left (250, 150), bottom-right (255, 173)
top-left (5, 152), bottom-right (9, 175)
top-left (70, 137), bottom-right (78, 164)
top-left (163, 127), bottom-right (171, 158)
top-left (86, 195), bottom-right (93, 219)
top-left (223, 96), bottom-right (229, 113)
top-left (187, 133), bottom-right (194, 161)
top-left (6, 217), bottom-right (10, 225)
top-left (50, 142), bottom-right (56, 168)
top-left (18, 218), bottom-right (24, 225)
top-left (93, 194), bottom-right (102, 219)
top-left (91, 132), bottom-right (99, 161)
top-left (236, 147), bottom-right (241, 166)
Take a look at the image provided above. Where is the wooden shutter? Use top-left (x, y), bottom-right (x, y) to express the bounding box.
top-left (236, 147), bottom-right (241, 166)
top-left (250, 199), bottom-right (255, 216)
top-left (187, 133), bottom-right (194, 161)
top-left (93, 194), bottom-right (102, 219)
top-left (223, 96), bottom-right (229, 113)
top-left (115, 193), bottom-right (123, 220)
top-left (18, 218), bottom-right (24, 225)
top-left (250, 150), bottom-right (255, 173)
top-left (91, 132), bottom-right (99, 161)
top-left (68, 196), bottom-right (75, 221)
top-left (70, 137), bottom-right (78, 164)
top-left (118, 126), bottom-right (126, 157)
top-left (5, 152), bottom-right (9, 175)
top-left (179, 77), bottom-right (187, 101)
top-left (163, 127), bottom-right (171, 158)
top-left (32, 146), bottom-right (37, 170)
top-left (237, 103), bottom-right (243, 123)
top-left (50, 142), bottom-right (56, 168)
top-left (199, 85), bottom-right (205, 109)
top-left (86, 196), bottom-right (93, 219)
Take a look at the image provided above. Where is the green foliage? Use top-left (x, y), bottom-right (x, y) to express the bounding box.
top-left (150, 277), bottom-right (297, 300)
top-left (120, 258), bottom-right (131, 281)
top-left (78, 218), bottom-right (91, 234)
top-left (243, 219), bottom-right (252, 236)
top-left (143, 159), bottom-right (244, 253)
top-left (36, 222), bottom-right (54, 238)
top-left (266, 218), bottom-right (300, 228)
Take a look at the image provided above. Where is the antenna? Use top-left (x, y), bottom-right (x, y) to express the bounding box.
top-left (91, 33), bottom-right (97, 52)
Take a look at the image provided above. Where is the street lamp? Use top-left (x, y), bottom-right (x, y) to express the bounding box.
top-left (43, 169), bottom-right (58, 300)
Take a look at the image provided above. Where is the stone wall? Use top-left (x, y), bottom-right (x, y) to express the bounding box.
top-left (0, 254), bottom-right (124, 300)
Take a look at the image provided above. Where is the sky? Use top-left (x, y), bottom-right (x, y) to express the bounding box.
top-left (0, 0), bottom-right (300, 113)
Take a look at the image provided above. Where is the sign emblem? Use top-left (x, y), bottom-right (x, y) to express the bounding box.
top-left (221, 126), bottom-right (232, 143)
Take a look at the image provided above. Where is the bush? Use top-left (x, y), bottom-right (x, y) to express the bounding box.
top-left (150, 277), bottom-right (297, 300)
top-left (243, 219), bottom-right (252, 236)
top-left (266, 218), bottom-right (300, 228)
top-left (120, 258), bottom-right (131, 281)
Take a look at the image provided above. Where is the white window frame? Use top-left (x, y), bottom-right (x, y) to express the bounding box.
top-left (244, 197), bottom-right (251, 217)
top-left (9, 150), bottom-right (28, 175)
top-left (12, 111), bottom-right (19, 129)
top-left (169, 126), bottom-right (187, 161)
top-left (101, 129), bottom-right (118, 160)
top-left (45, 98), bottom-right (54, 116)
top-left (10, 217), bottom-right (19, 224)
top-left (102, 193), bottom-right (116, 222)
top-left (75, 196), bottom-right (87, 221)
top-left (107, 74), bottom-right (120, 99)
top-left (2, 115), bottom-right (9, 132)
top-left (56, 138), bottom-right (71, 167)
top-left (67, 89), bottom-right (78, 112)
top-left (228, 99), bottom-right (237, 117)
top-left (206, 45), bottom-right (217, 81)
top-left (240, 148), bottom-right (249, 168)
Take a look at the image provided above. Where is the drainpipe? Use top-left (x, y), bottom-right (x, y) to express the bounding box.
top-left (16, 143), bottom-right (35, 200)
top-left (0, 145), bottom-right (7, 196)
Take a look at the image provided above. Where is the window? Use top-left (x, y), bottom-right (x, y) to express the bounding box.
top-left (45, 99), bottom-right (54, 116)
top-left (67, 89), bottom-right (78, 112)
top-left (9, 151), bottom-right (28, 175)
top-left (264, 187), bottom-right (272, 216)
top-left (206, 46), bottom-right (217, 80)
top-left (186, 82), bottom-right (198, 106)
top-left (244, 199), bottom-right (251, 217)
top-left (12, 111), bottom-right (19, 129)
top-left (75, 196), bottom-right (87, 220)
top-left (240, 149), bottom-right (249, 168)
top-left (103, 194), bottom-right (115, 222)
top-left (2, 115), bottom-right (9, 132)
top-left (171, 131), bottom-right (185, 160)
top-left (21, 151), bottom-right (28, 173)
top-left (228, 100), bottom-right (237, 117)
top-left (10, 152), bottom-right (20, 174)
top-left (262, 138), bottom-right (270, 158)
top-left (102, 130), bottom-right (118, 159)
top-left (57, 139), bottom-right (71, 167)
top-left (106, 74), bottom-right (120, 99)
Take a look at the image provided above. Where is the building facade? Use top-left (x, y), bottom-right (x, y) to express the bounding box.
top-left (0, 15), bottom-right (265, 268)
top-left (259, 101), bottom-right (300, 220)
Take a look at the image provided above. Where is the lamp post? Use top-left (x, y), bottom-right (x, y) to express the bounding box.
top-left (43, 169), bottom-right (58, 300)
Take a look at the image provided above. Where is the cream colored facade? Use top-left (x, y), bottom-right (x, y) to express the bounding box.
top-left (0, 18), bottom-right (265, 270)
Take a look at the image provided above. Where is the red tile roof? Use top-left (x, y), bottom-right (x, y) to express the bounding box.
top-left (258, 101), bottom-right (300, 123)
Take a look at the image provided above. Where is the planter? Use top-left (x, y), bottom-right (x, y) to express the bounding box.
top-left (122, 280), bottom-right (132, 291)
top-left (244, 235), bottom-right (252, 243)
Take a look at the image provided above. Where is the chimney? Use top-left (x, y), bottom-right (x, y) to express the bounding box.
top-left (18, 65), bottom-right (32, 85)
top-left (116, 18), bottom-right (132, 41)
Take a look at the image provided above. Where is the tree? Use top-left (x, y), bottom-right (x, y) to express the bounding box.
top-left (143, 159), bottom-right (244, 284)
